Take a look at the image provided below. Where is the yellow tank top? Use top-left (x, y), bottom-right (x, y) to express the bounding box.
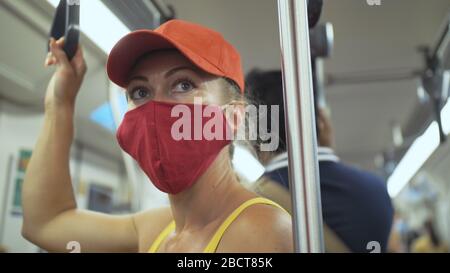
top-left (148, 197), bottom-right (287, 253)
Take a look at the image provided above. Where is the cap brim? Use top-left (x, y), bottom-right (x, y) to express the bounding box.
top-left (107, 30), bottom-right (225, 88)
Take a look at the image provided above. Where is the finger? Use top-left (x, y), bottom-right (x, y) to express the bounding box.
top-left (45, 38), bottom-right (57, 67)
top-left (46, 53), bottom-right (57, 66)
top-left (49, 38), bottom-right (71, 68)
top-left (44, 52), bottom-right (52, 67)
top-left (48, 37), bottom-right (56, 46)
top-left (72, 44), bottom-right (83, 61)
top-left (56, 37), bottom-right (65, 47)
top-left (46, 55), bottom-right (57, 67)
top-left (50, 56), bottom-right (57, 65)
top-left (72, 46), bottom-right (87, 75)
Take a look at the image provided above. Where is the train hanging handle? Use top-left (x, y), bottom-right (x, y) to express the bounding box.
top-left (48, 0), bottom-right (80, 61)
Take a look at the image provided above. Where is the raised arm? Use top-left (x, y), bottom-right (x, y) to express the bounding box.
top-left (21, 38), bottom-right (138, 252)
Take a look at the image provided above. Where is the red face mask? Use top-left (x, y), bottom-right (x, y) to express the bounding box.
top-left (116, 100), bottom-right (232, 194)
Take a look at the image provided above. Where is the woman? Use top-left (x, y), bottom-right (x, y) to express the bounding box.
top-left (21, 19), bottom-right (293, 253)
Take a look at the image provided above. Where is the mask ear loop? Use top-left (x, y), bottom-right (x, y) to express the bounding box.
top-left (218, 102), bottom-right (240, 173)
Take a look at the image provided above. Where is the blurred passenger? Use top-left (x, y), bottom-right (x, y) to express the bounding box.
top-left (387, 213), bottom-right (408, 253)
top-left (247, 69), bottom-right (394, 253)
top-left (412, 219), bottom-right (448, 253)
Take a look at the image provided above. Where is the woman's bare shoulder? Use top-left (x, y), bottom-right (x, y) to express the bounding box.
top-left (216, 202), bottom-right (293, 253)
top-left (132, 206), bottom-right (173, 252)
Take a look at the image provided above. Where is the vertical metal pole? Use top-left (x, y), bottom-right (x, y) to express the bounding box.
top-left (277, 0), bottom-right (324, 252)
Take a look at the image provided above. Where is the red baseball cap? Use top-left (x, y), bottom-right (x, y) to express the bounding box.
top-left (107, 19), bottom-right (245, 93)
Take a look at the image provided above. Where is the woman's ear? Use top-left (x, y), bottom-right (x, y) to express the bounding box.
top-left (223, 100), bottom-right (246, 136)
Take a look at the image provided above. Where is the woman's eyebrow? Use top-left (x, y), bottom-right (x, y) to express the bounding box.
top-left (128, 66), bottom-right (199, 84)
top-left (128, 75), bottom-right (148, 83)
top-left (164, 66), bottom-right (198, 78)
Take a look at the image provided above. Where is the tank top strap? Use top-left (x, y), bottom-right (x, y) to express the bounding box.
top-left (148, 220), bottom-right (175, 253)
top-left (148, 197), bottom-right (287, 253)
top-left (203, 197), bottom-right (288, 253)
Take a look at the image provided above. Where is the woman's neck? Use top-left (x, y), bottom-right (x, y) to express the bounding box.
top-left (168, 146), bottom-right (249, 233)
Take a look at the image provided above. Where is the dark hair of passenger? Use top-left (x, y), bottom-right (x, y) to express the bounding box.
top-left (245, 70), bottom-right (286, 154)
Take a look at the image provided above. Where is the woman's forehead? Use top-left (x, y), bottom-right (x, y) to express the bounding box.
top-left (127, 50), bottom-right (219, 87)
top-left (129, 50), bottom-right (194, 76)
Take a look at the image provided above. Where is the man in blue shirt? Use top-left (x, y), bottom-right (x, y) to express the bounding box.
top-left (247, 70), bottom-right (394, 253)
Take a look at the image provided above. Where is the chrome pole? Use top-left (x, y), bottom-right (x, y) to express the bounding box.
top-left (277, 0), bottom-right (324, 253)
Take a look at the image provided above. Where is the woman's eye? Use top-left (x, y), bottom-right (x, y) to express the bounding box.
top-left (173, 80), bottom-right (195, 93)
top-left (130, 88), bottom-right (149, 100)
